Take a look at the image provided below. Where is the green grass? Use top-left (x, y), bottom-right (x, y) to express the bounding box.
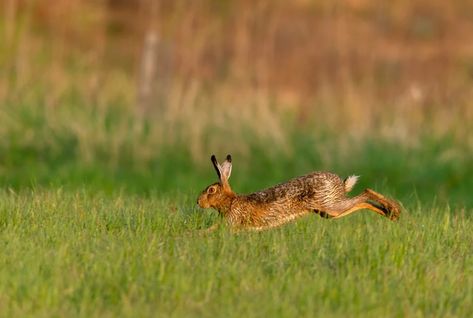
top-left (1, 96), bottom-right (472, 207)
top-left (0, 190), bottom-right (471, 317)
top-left (0, 105), bottom-right (471, 317)
top-left (0, 85), bottom-right (472, 317)
top-left (1, 131), bottom-right (472, 209)
top-left (2, 6), bottom-right (473, 315)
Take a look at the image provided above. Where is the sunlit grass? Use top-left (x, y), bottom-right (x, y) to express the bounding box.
top-left (1, 2), bottom-right (472, 316)
top-left (0, 190), bottom-right (471, 317)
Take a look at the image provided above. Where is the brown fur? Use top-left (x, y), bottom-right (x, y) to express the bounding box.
top-left (197, 155), bottom-right (401, 231)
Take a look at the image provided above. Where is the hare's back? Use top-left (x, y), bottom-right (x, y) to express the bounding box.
top-left (302, 172), bottom-right (347, 206)
top-left (243, 171), bottom-right (346, 205)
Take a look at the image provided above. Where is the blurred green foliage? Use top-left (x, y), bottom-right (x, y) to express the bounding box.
top-left (0, 101), bottom-right (471, 208)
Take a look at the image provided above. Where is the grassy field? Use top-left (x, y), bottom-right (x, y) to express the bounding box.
top-left (0, 189), bottom-right (471, 317)
top-left (0, 99), bottom-right (472, 318)
top-left (1, 2), bottom-right (473, 316)
top-left (0, 120), bottom-right (472, 317)
top-left (0, 93), bottom-right (472, 318)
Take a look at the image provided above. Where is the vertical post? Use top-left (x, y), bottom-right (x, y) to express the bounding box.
top-left (136, 0), bottom-right (159, 117)
top-left (4, 0), bottom-right (17, 44)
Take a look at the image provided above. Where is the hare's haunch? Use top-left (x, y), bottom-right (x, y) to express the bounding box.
top-left (197, 154), bottom-right (401, 231)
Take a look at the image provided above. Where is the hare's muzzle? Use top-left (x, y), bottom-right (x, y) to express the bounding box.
top-left (197, 194), bottom-right (210, 209)
top-left (197, 195), bottom-right (204, 207)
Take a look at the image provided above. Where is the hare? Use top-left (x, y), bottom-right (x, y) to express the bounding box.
top-left (197, 154), bottom-right (401, 231)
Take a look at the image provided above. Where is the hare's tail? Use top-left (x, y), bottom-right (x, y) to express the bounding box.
top-left (344, 175), bottom-right (359, 192)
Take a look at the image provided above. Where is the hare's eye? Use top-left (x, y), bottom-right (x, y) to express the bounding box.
top-left (208, 186), bottom-right (216, 194)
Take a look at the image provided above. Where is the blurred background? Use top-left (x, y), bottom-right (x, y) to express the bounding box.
top-left (1, 0), bottom-right (472, 207)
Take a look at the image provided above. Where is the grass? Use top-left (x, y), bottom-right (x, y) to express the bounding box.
top-left (0, 94), bottom-right (471, 317)
top-left (1, 118), bottom-right (472, 208)
top-left (0, 190), bottom-right (471, 317)
top-left (0, 105), bottom-right (471, 317)
top-left (1, 4), bottom-right (473, 315)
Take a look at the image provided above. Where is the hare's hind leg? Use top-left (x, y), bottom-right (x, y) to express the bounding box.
top-left (331, 202), bottom-right (388, 219)
top-left (315, 189), bottom-right (400, 221)
top-left (314, 194), bottom-right (387, 219)
top-left (363, 189), bottom-right (401, 221)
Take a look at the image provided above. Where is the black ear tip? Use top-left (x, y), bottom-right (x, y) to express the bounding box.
top-left (226, 154), bottom-right (232, 162)
top-left (211, 154), bottom-right (217, 161)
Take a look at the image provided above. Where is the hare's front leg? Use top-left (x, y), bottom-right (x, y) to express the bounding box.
top-left (199, 223), bottom-right (220, 234)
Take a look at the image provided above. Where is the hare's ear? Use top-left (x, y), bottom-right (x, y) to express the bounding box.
top-left (210, 154), bottom-right (232, 184)
top-left (219, 154), bottom-right (232, 182)
top-left (211, 155), bottom-right (221, 180)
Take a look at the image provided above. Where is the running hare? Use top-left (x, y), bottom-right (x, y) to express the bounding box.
top-left (197, 154), bottom-right (401, 231)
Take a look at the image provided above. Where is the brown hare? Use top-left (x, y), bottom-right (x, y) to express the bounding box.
top-left (197, 154), bottom-right (401, 231)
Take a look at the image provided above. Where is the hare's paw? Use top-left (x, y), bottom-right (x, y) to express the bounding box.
top-left (387, 202), bottom-right (401, 221)
top-left (313, 209), bottom-right (331, 219)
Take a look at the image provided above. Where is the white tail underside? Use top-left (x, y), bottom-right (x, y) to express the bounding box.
top-left (344, 175), bottom-right (359, 192)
